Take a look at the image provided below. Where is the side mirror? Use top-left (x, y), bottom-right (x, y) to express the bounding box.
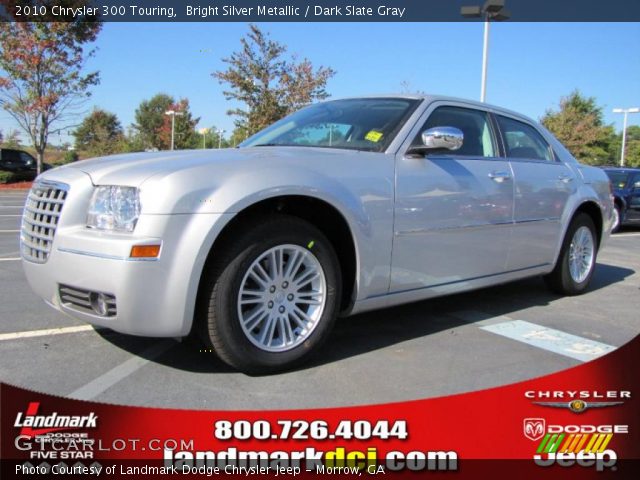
top-left (633, 181), bottom-right (640, 190)
top-left (420, 127), bottom-right (464, 151)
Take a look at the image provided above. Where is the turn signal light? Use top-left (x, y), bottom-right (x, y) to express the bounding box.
top-left (130, 245), bottom-right (161, 258)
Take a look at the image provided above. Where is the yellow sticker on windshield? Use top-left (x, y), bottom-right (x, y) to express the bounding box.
top-left (365, 130), bottom-right (383, 142)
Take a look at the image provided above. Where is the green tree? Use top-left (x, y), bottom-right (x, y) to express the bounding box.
top-left (73, 108), bottom-right (124, 157)
top-left (213, 24), bottom-right (335, 135)
top-left (0, 3), bottom-right (101, 173)
top-left (133, 93), bottom-right (173, 149)
top-left (541, 91), bottom-right (614, 165)
top-left (610, 125), bottom-right (640, 168)
top-left (158, 98), bottom-right (200, 150)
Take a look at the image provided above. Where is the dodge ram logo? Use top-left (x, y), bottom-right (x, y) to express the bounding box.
top-left (524, 418), bottom-right (546, 441)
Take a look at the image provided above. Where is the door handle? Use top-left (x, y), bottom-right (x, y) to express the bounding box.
top-left (558, 173), bottom-right (574, 183)
top-left (488, 171), bottom-right (511, 183)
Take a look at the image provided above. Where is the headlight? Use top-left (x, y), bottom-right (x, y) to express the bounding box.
top-left (87, 186), bottom-right (140, 232)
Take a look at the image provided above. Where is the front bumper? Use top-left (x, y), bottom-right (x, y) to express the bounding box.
top-left (21, 168), bottom-right (233, 337)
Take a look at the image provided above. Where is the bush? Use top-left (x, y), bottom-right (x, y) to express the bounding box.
top-left (62, 150), bottom-right (79, 164)
top-left (0, 171), bottom-right (32, 184)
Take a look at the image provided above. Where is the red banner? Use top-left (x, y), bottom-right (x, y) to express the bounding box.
top-left (2, 334), bottom-right (638, 478)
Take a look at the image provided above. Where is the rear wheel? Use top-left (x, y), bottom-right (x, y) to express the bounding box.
top-left (544, 213), bottom-right (597, 295)
top-left (197, 215), bottom-right (341, 374)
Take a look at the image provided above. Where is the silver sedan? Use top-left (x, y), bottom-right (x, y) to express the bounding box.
top-left (21, 95), bottom-right (614, 373)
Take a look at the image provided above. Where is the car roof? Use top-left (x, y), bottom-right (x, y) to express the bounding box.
top-left (329, 93), bottom-right (541, 125)
top-left (602, 167), bottom-right (640, 172)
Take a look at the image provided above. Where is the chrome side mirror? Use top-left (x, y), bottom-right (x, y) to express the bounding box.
top-left (421, 127), bottom-right (464, 151)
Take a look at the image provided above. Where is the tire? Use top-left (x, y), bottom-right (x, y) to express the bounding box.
top-left (544, 213), bottom-right (597, 296)
top-left (196, 215), bottom-right (341, 374)
top-left (611, 204), bottom-right (621, 233)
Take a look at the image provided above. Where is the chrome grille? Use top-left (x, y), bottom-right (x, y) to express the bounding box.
top-left (59, 285), bottom-right (117, 317)
top-left (20, 181), bottom-right (68, 263)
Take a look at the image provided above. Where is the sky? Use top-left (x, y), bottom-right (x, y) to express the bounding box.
top-left (1, 22), bottom-right (639, 146)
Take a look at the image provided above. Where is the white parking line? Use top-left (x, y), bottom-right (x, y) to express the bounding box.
top-left (0, 230), bottom-right (19, 233)
top-left (69, 340), bottom-right (176, 401)
top-left (0, 325), bottom-right (95, 341)
top-left (0, 205), bottom-right (24, 208)
top-left (0, 257), bottom-right (20, 262)
top-left (613, 233), bottom-right (640, 238)
top-left (0, 215), bottom-right (21, 217)
top-left (451, 310), bottom-right (616, 362)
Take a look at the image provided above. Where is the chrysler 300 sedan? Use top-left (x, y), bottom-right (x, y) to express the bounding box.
top-left (21, 95), bottom-right (614, 373)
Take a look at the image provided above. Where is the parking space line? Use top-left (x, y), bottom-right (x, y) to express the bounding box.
top-left (479, 320), bottom-right (616, 362)
top-left (613, 233), bottom-right (640, 238)
top-left (0, 205), bottom-right (24, 208)
top-left (0, 215), bottom-right (21, 217)
top-left (0, 230), bottom-right (19, 233)
top-left (69, 340), bottom-right (176, 401)
top-left (0, 258), bottom-right (20, 262)
top-left (0, 325), bottom-right (96, 341)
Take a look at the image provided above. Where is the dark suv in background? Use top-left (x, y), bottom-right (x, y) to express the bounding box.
top-left (603, 167), bottom-right (640, 232)
top-left (0, 148), bottom-right (47, 181)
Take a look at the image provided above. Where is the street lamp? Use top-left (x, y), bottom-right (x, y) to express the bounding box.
top-left (216, 129), bottom-right (226, 149)
top-left (612, 107), bottom-right (640, 167)
top-left (199, 127), bottom-right (210, 149)
top-left (461, 0), bottom-right (511, 102)
top-left (164, 110), bottom-right (184, 150)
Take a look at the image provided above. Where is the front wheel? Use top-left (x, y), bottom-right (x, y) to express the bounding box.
top-left (611, 204), bottom-right (621, 233)
top-left (197, 215), bottom-right (341, 374)
top-left (544, 213), bottom-right (597, 296)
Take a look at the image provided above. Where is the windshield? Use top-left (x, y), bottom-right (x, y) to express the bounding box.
top-left (605, 171), bottom-right (630, 189)
top-left (240, 98), bottom-right (421, 152)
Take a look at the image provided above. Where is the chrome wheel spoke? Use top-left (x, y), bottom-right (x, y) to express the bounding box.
top-left (237, 244), bottom-right (327, 352)
top-left (568, 226), bottom-right (594, 284)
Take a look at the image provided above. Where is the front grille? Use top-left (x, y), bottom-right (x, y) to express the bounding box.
top-left (21, 181), bottom-right (68, 263)
top-left (59, 284), bottom-right (117, 317)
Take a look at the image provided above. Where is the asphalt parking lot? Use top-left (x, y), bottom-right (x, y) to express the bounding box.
top-left (1, 188), bottom-right (639, 410)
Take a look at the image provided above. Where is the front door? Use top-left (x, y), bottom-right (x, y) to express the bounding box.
top-left (391, 104), bottom-right (514, 293)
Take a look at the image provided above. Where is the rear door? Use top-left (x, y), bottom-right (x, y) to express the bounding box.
top-left (626, 172), bottom-right (640, 221)
top-left (495, 114), bottom-right (576, 270)
top-left (391, 103), bottom-right (514, 292)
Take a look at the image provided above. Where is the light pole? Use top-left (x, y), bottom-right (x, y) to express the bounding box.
top-left (461, 0), bottom-right (510, 102)
top-left (164, 110), bottom-right (184, 150)
top-left (613, 107), bottom-right (639, 167)
top-left (217, 129), bottom-right (226, 149)
top-left (199, 128), bottom-right (210, 149)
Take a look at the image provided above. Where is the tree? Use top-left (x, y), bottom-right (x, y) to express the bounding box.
top-left (158, 98), bottom-right (200, 150)
top-left (73, 108), bottom-right (124, 157)
top-left (213, 24), bottom-right (335, 135)
top-left (133, 93), bottom-right (173, 150)
top-left (609, 125), bottom-right (640, 167)
top-left (2, 129), bottom-right (21, 148)
top-left (541, 91), bottom-right (614, 165)
top-left (0, 4), bottom-right (101, 173)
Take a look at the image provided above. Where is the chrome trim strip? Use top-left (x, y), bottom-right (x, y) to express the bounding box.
top-left (57, 247), bottom-right (160, 262)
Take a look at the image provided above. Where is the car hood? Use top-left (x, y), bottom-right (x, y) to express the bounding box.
top-left (63, 147), bottom-right (350, 187)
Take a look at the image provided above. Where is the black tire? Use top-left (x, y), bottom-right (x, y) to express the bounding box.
top-left (544, 213), bottom-right (597, 296)
top-left (611, 204), bottom-right (621, 233)
top-left (196, 215), bottom-right (341, 374)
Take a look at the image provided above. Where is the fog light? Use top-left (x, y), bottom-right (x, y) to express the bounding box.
top-left (130, 244), bottom-right (161, 258)
top-left (90, 292), bottom-right (109, 316)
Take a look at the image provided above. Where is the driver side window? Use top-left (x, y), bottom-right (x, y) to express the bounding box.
top-left (414, 106), bottom-right (496, 157)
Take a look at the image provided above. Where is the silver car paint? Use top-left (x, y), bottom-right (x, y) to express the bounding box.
top-left (21, 95), bottom-right (614, 337)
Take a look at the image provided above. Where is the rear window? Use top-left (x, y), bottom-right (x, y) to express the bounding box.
top-left (605, 171), bottom-right (630, 189)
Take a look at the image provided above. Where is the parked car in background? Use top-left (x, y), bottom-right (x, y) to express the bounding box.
top-left (602, 167), bottom-right (640, 232)
top-left (0, 148), bottom-right (50, 181)
top-left (21, 95), bottom-right (614, 373)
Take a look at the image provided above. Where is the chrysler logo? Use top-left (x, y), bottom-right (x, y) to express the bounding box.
top-left (524, 418), bottom-right (546, 441)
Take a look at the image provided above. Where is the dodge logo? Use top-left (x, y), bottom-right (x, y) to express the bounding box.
top-left (524, 418), bottom-right (546, 441)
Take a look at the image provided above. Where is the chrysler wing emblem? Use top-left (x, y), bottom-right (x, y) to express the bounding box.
top-left (533, 400), bottom-right (624, 413)
top-left (523, 418), bottom-right (546, 441)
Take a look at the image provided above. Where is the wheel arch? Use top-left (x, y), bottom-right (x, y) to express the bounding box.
top-left (195, 195), bottom-right (360, 319)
